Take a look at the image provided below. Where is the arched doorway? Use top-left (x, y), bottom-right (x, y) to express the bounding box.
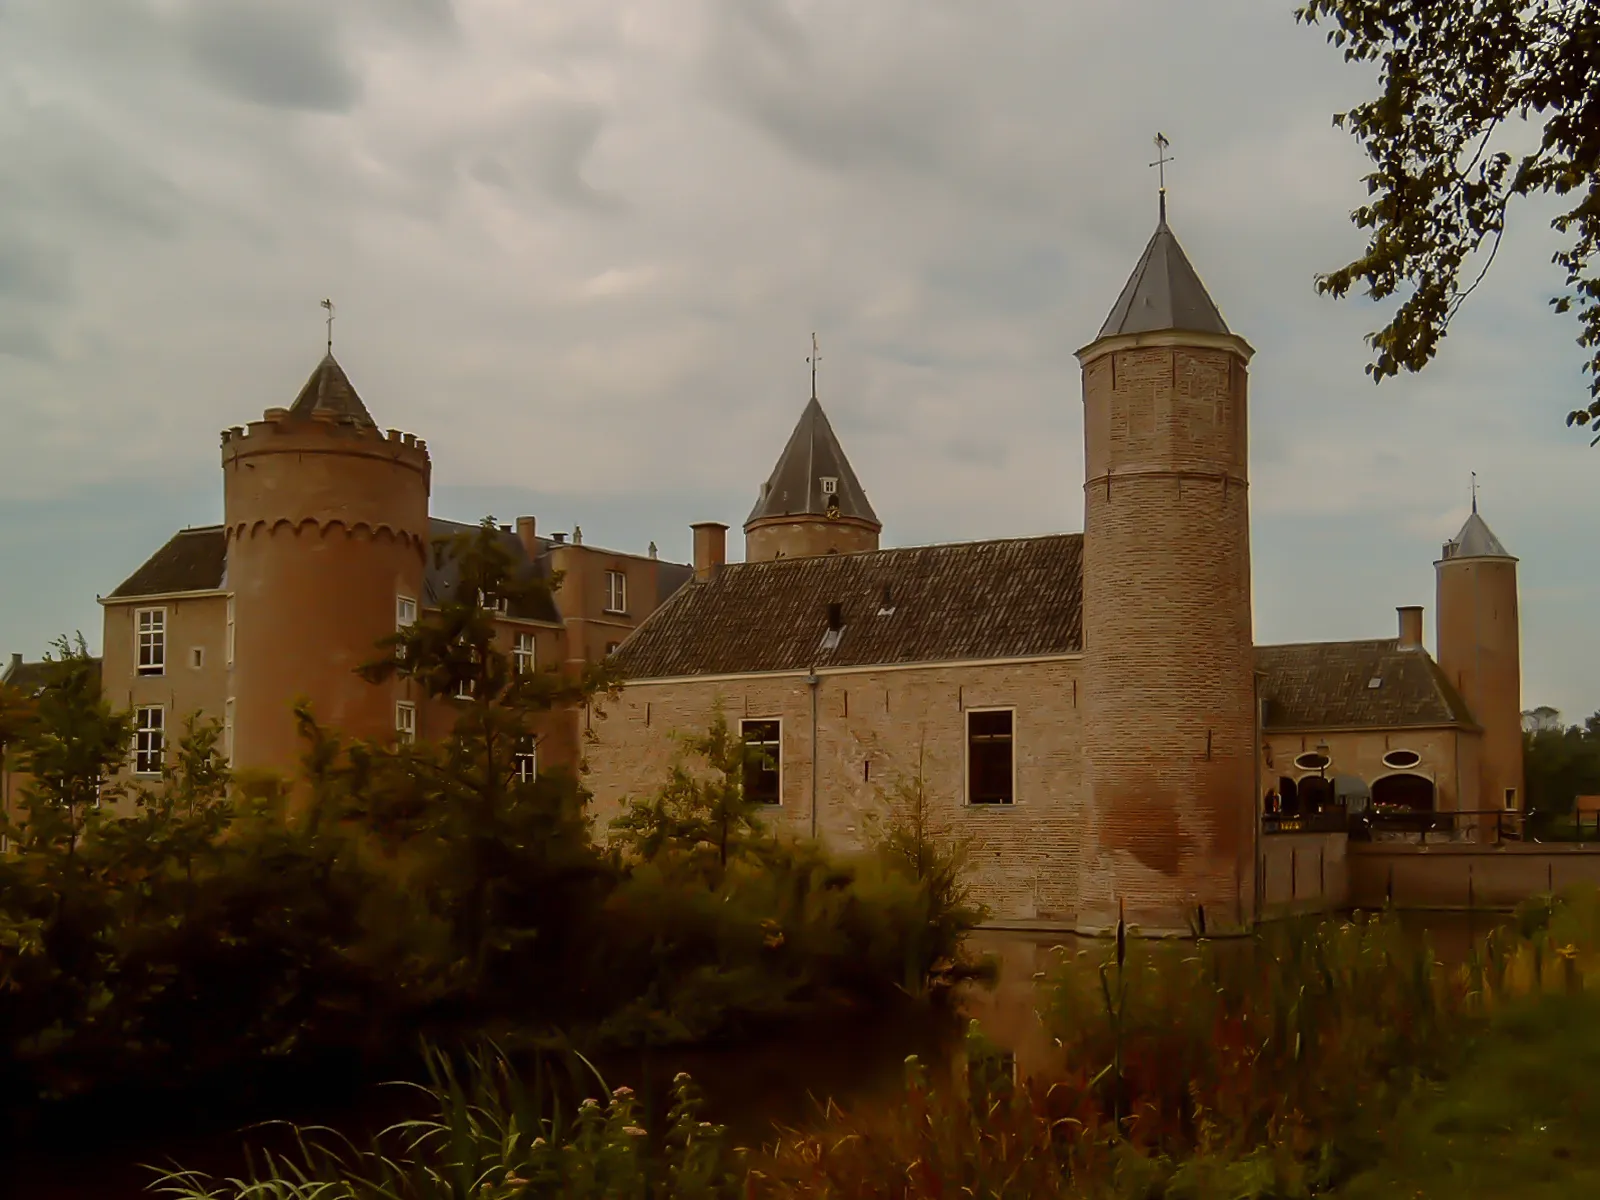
top-left (1297, 774), bottom-right (1335, 813)
top-left (1372, 772), bottom-right (1435, 812)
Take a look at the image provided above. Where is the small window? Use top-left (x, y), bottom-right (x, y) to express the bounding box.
top-left (477, 589), bottom-right (509, 615)
top-left (740, 719), bottom-right (782, 805)
top-left (967, 709), bottom-right (1014, 805)
top-left (226, 597), bottom-right (236, 667)
top-left (820, 476), bottom-right (838, 495)
top-left (605, 570), bottom-right (628, 614)
top-left (395, 702), bottom-right (416, 745)
top-left (1293, 751), bottom-right (1331, 772)
top-left (1382, 749), bottom-right (1422, 770)
top-left (514, 735), bottom-right (537, 783)
top-left (190, 647), bottom-right (205, 670)
top-left (455, 678), bottom-right (475, 700)
top-left (1504, 787), bottom-right (1518, 811)
top-left (223, 698), bottom-right (235, 767)
top-left (134, 706), bottom-right (165, 775)
top-left (513, 632), bottom-right (536, 675)
top-left (396, 596), bottom-right (417, 629)
top-left (136, 608), bottom-right (166, 676)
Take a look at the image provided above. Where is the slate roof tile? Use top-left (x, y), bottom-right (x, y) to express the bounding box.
top-left (1256, 639), bottom-right (1475, 730)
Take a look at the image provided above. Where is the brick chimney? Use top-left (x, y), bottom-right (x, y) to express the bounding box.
top-left (1397, 605), bottom-right (1424, 649)
top-left (691, 522), bottom-right (728, 583)
top-left (516, 515), bottom-right (538, 559)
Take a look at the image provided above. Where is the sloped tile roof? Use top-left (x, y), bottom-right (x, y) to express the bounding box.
top-left (2, 656), bottom-right (102, 699)
top-left (106, 527), bottom-right (227, 599)
top-left (1098, 217), bottom-right (1231, 339)
top-left (1256, 639), bottom-right (1475, 730)
top-left (611, 534), bottom-right (1083, 678)
top-left (745, 396), bottom-right (879, 527)
top-left (289, 353), bottom-right (376, 426)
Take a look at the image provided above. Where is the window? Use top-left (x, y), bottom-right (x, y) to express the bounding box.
top-left (226, 598), bottom-right (236, 667)
top-left (134, 706), bottom-right (165, 776)
top-left (1293, 751), bottom-right (1331, 773)
top-left (223, 698), bottom-right (235, 767)
top-left (395, 702), bottom-right (416, 745)
top-left (190, 647), bottom-right (205, 670)
top-left (967, 709), bottom-right (1014, 804)
top-left (455, 678), bottom-right (475, 700)
top-left (136, 608), bottom-right (166, 676)
top-left (604, 570), bottom-right (627, 614)
top-left (514, 736), bottom-right (537, 783)
top-left (1504, 787), bottom-right (1518, 811)
top-left (513, 632), bottom-right (536, 675)
top-left (1382, 749), bottom-right (1422, 770)
top-left (396, 595), bottom-right (417, 661)
top-left (740, 719), bottom-right (782, 805)
top-left (820, 476), bottom-right (838, 495)
top-left (478, 590), bottom-right (508, 615)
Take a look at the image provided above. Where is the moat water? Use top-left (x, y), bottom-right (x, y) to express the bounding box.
top-left (16, 913), bottom-right (1504, 1198)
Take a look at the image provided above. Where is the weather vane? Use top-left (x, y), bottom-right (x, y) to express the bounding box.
top-left (807, 331), bottom-right (821, 400)
top-left (320, 297), bottom-right (335, 353)
top-left (1149, 132), bottom-right (1174, 222)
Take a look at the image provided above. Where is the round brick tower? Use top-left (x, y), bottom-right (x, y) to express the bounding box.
top-left (1435, 503), bottom-right (1522, 822)
top-left (222, 353), bottom-right (431, 780)
top-left (1074, 207), bottom-right (1258, 936)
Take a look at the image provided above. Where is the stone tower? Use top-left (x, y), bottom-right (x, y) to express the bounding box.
top-left (221, 353), bottom-right (431, 779)
top-left (744, 394), bottom-right (880, 561)
top-left (1074, 207), bottom-right (1257, 936)
top-left (1436, 503), bottom-right (1523, 820)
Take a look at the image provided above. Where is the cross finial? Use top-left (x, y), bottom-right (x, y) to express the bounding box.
top-left (320, 298), bottom-right (335, 353)
top-left (807, 331), bottom-right (821, 400)
top-left (1149, 132), bottom-right (1174, 224)
top-left (1471, 471), bottom-right (1478, 514)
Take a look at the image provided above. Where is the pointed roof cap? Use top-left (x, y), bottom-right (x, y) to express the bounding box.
top-left (1098, 216), bottom-right (1231, 340)
top-left (745, 395), bottom-right (879, 528)
top-left (288, 353), bottom-right (376, 426)
top-left (1441, 510), bottom-right (1514, 562)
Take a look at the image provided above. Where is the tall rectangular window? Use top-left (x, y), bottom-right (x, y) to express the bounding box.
top-left (226, 597), bottom-right (236, 667)
top-left (136, 608), bottom-right (166, 676)
top-left (223, 698), bottom-right (235, 767)
top-left (134, 706), bottom-right (165, 776)
top-left (740, 719), bottom-right (782, 805)
top-left (395, 702), bottom-right (416, 745)
top-left (604, 570), bottom-right (627, 614)
top-left (513, 632), bottom-right (536, 675)
top-left (514, 735), bottom-right (537, 783)
top-left (1504, 787), bottom-right (1518, 811)
top-left (396, 595), bottom-right (417, 661)
top-left (967, 709), bottom-right (1015, 805)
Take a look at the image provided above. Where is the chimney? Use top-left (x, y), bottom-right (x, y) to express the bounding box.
top-left (552, 532), bottom-right (567, 544)
top-left (7, 652), bottom-right (19, 678)
top-left (691, 522), bottom-right (728, 583)
top-left (1397, 605), bottom-right (1423, 649)
top-left (516, 516), bottom-right (538, 558)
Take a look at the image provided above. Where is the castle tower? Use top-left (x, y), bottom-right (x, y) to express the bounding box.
top-left (1435, 502), bottom-right (1523, 819)
top-left (744, 395), bottom-right (881, 561)
top-left (221, 353), bottom-right (431, 779)
top-left (1074, 209), bottom-right (1257, 936)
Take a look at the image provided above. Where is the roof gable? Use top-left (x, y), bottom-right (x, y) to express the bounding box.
top-left (1255, 639), bottom-right (1475, 731)
top-left (107, 527), bottom-right (227, 599)
top-left (745, 396), bottom-right (879, 527)
top-left (612, 534), bottom-right (1083, 678)
top-left (1098, 218), bottom-right (1230, 339)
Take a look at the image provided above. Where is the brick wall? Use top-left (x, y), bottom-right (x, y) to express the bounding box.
top-left (1262, 725), bottom-right (1480, 815)
top-left (744, 517), bottom-right (880, 562)
top-left (585, 657), bottom-right (1086, 923)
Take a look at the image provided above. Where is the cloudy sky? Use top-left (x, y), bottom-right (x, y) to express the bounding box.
top-left (3, 0), bottom-right (1596, 719)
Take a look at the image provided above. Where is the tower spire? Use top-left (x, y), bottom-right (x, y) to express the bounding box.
top-left (320, 298), bottom-right (335, 354)
top-left (1150, 132), bottom-right (1174, 225)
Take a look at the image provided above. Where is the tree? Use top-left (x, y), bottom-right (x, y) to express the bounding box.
top-left (1524, 708), bottom-right (1600, 819)
top-left (1296, 1), bottom-right (1600, 430)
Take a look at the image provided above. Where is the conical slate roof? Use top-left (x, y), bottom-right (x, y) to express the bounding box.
top-left (745, 395), bottom-right (879, 528)
top-left (288, 353), bottom-right (376, 426)
top-left (1098, 217), bottom-right (1230, 339)
top-left (1441, 509), bottom-right (1514, 561)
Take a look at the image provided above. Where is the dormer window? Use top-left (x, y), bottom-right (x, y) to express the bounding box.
top-left (820, 477), bottom-right (838, 496)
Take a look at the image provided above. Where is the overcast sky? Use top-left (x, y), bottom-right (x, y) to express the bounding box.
top-left (3, 0), bottom-right (1596, 720)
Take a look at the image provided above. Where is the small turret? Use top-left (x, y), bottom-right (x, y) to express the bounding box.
top-left (744, 394), bottom-right (881, 561)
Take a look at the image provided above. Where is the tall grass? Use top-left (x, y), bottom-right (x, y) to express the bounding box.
top-left (156, 887), bottom-right (1600, 1199)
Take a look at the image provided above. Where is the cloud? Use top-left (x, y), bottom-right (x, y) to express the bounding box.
top-left (174, 1), bottom-right (361, 112)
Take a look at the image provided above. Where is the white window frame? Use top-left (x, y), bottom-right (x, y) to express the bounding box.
top-left (604, 570), bottom-right (627, 615)
top-left (739, 717), bottom-right (783, 806)
top-left (477, 589), bottom-right (509, 616)
top-left (133, 705), bottom-right (165, 776)
top-left (225, 597), bottom-right (236, 668)
top-left (395, 701), bottom-right (416, 745)
top-left (223, 698), bottom-right (235, 768)
top-left (514, 735), bottom-right (537, 783)
top-left (135, 607), bottom-right (167, 677)
top-left (396, 595), bottom-right (417, 662)
top-left (964, 706), bottom-right (1017, 806)
top-left (513, 632), bottom-right (537, 676)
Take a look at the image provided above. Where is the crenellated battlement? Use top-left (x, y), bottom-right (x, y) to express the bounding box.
top-left (219, 406), bottom-right (431, 471)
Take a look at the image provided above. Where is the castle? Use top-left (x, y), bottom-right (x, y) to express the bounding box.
top-left (3, 207), bottom-right (1525, 933)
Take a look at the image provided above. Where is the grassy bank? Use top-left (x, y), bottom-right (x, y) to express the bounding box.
top-left (154, 886), bottom-right (1600, 1199)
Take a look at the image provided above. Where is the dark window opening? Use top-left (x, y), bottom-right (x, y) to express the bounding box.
top-left (741, 719), bottom-right (781, 805)
top-left (1372, 772), bottom-right (1435, 812)
top-left (1277, 775), bottom-right (1299, 814)
top-left (968, 709), bottom-right (1014, 805)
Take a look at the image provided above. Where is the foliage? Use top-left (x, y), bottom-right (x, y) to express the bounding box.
top-left (1296, 0), bottom-right (1600, 427)
top-left (1523, 708), bottom-right (1600, 823)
